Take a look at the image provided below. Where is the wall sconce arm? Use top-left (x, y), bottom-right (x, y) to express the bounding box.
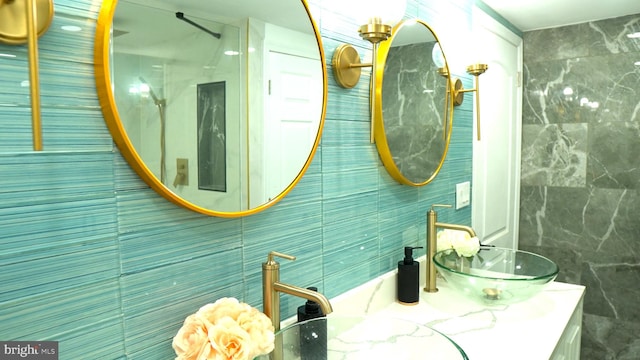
top-left (453, 63), bottom-right (488, 141)
top-left (0, 0), bottom-right (54, 151)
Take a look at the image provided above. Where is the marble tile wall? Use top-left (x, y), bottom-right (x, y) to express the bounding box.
top-left (381, 41), bottom-right (448, 184)
top-left (519, 14), bottom-right (640, 359)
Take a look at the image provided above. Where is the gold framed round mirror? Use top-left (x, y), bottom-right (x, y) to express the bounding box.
top-left (94, 0), bottom-right (327, 217)
top-left (373, 19), bottom-right (453, 186)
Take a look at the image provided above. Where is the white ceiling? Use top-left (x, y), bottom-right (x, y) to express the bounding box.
top-left (481, 0), bottom-right (640, 31)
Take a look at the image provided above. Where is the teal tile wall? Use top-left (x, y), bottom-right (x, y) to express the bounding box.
top-left (0, 0), bottom-right (474, 358)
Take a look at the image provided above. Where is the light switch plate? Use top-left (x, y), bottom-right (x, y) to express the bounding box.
top-left (456, 181), bottom-right (470, 209)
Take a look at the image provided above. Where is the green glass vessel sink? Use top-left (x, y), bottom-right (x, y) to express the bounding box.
top-left (256, 315), bottom-right (467, 359)
top-left (433, 246), bottom-right (559, 305)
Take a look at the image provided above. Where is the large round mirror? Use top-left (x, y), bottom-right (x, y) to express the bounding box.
top-left (94, 0), bottom-right (327, 217)
top-left (374, 19), bottom-right (453, 186)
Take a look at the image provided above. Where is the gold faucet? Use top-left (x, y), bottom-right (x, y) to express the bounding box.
top-left (262, 251), bottom-right (333, 332)
top-left (425, 204), bottom-right (477, 293)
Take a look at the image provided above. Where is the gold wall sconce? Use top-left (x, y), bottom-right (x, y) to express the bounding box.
top-left (0, 0), bottom-right (54, 151)
top-left (452, 63), bottom-right (488, 140)
top-left (331, 1), bottom-right (406, 143)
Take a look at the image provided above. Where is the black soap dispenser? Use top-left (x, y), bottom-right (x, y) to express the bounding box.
top-left (397, 246), bottom-right (423, 305)
top-left (297, 287), bottom-right (327, 360)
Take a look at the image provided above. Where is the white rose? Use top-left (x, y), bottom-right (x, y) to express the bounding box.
top-left (436, 230), bottom-right (454, 253)
top-left (452, 234), bottom-right (480, 257)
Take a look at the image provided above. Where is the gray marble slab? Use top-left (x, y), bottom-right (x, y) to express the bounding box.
top-left (520, 13), bottom-right (640, 359)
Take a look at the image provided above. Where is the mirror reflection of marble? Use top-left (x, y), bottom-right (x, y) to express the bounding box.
top-left (94, 0), bottom-right (326, 217)
top-left (374, 19), bottom-right (453, 186)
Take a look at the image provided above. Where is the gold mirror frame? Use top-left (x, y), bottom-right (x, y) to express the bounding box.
top-left (94, 0), bottom-right (327, 218)
top-left (373, 19), bottom-right (453, 186)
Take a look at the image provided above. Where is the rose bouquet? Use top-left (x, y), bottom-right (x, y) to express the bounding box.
top-left (172, 297), bottom-right (275, 360)
top-left (436, 229), bottom-right (481, 257)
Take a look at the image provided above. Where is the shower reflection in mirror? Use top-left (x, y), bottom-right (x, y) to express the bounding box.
top-left (97, 0), bottom-right (326, 215)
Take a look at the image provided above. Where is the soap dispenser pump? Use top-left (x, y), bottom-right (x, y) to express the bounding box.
top-left (397, 246), bottom-right (423, 305)
top-left (297, 287), bottom-right (327, 360)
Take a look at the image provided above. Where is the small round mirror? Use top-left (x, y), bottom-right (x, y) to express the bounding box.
top-left (374, 19), bottom-right (453, 186)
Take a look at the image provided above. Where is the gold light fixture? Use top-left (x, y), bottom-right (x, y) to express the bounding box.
top-left (331, 1), bottom-right (406, 143)
top-left (0, 0), bottom-right (54, 151)
top-left (452, 63), bottom-right (488, 140)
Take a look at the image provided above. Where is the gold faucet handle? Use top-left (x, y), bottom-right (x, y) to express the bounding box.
top-left (266, 251), bottom-right (296, 265)
top-left (431, 204), bottom-right (452, 211)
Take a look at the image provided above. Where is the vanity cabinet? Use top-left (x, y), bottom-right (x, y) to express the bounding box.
top-left (550, 297), bottom-right (583, 360)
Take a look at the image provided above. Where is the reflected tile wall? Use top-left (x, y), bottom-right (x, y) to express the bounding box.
top-left (519, 13), bottom-right (640, 359)
top-left (381, 42), bottom-right (448, 184)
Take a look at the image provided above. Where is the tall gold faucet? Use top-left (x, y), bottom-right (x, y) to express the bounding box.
top-left (425, 204), bottom-right (477, 293)
top-left (262, 251), bottom-right (333, 332)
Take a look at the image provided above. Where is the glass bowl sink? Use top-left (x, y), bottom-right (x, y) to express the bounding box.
top-left (255, 315), bottom-right (467, 359)
top-left (433, 246), bottom-right (559, 305)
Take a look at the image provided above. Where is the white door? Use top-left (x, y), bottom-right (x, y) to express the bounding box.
top-left (471, 8), bottom-right (523, 249)
top-left (264, 51), bottom-right (323, 202)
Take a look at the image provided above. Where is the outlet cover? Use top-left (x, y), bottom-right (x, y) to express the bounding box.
top-left (456, 181), bottom-right (470, 209)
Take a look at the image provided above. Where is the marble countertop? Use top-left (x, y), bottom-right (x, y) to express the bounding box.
top-left (320, 256), bottom-right (586, 360)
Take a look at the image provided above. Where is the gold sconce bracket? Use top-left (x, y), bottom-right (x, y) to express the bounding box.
top-left (0, 0), bottom-right (54, 45)
top-left (452, 63), bottom-right (489, 140)
top-left (331, 17), bottom-right (394, 143)
top-left (452, 78), bottom-right (464, 106)
top-left (332, 44), bottom-right (369, 89)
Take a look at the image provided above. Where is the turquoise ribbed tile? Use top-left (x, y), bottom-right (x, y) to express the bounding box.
top-left (323, 225), bottom-right (379, 277)
top-left (378, 183), bottom-right (421, 212)
top-left (0, 152), bottom-right (114, 197)
top-left (0, 279), bottom-right (121, 339)
top-left (323, 259), bottom-right (382, 299)
top-left (116, 190), bottom-right (212, 231)
top-left (378, 206), bottom-right (421, 255)
top-left (323, 168), bottom-right (379, 199)
top-left (117, 193), bottom-right (241, 274)
top-left (279, 171), bottom-right (322, 205)
top-left (243, 227), bottom-right (323, 278)
top-left (0, 0), bottom-right (477, 357)
top-left (321, 118), bottom-right (369, 146)
top-left (39, 16), bottom-right (97, 63)
top-left (0, 244), bottom-right (118, 302)
top-left (120, 250), bottom-right (243, 316)
top-left (113, 152), bottom-right (149, 192)
top-left (321, 144), bottom-right (378, 172)
top-left (0, 221), bottom-right (115, 265)
top-left (325, 87), bottom-right (370, 121)
top-left (323, 213), bottom-right (378, 254)
top-left (122, 283), bottom-right (244, 356)
top-left (323, 191), bottom-right (378, 224)
top-left (242, 200), bottom-right (322, 246)
top-left (55, 316), bottom-right (126, 359)
top-left (306, 146), bottom-right (322, 174)
top-left (128, 340), bottom-right (175, 360)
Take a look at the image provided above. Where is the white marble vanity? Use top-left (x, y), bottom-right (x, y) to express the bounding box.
top-left (286, 256), bottom-right (585, 359)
